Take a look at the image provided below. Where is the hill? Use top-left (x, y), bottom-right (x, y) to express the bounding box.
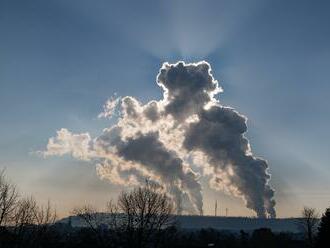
top-left (59, 215), bottom-right (302, 233)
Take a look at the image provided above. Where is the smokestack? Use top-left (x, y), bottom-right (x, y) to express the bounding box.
top-left (215, 200), bottom-right (217, 217)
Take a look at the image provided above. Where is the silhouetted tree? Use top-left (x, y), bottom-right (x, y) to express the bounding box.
top-left (72, 183), bottom-right (175, 248)
top-left (315, 208), bottom-right (330, 248)
top-left (118, 183), bottom-right (175, 248)
top-left (72, 205), bottom-right (106, 247)
top-left (0, 169), bottom-right (18, 226)
top-left (297, 206), bottom-right (319, 247)
top-left (12, 196), bottom-right (37, 247)
top-left (73, 205), bottom-right (102, 233)
top-left (32, 200), bottom-right (58, 247)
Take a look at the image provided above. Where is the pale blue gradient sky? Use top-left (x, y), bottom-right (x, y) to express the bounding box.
top-left (1, 0), bottom-right (329, 217)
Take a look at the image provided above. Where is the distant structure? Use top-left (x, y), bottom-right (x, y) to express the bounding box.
top-left (226, 208), bottom-right (228, 217)
top-left (215, 200), bottom-right (218, 217)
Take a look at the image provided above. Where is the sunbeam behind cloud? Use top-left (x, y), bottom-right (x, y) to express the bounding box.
top-left (42, 61), bottom-right (276, 217)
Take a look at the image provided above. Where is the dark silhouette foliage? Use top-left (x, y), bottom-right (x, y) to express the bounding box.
top-left (315, 208), bottom-right (330, 248)
top-left (0, 220), bottom-right (313, 248)
top-left (0, 170), bottom-right (324, 248)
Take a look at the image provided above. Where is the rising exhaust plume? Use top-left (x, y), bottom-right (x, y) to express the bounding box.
top-left (42, 61), bottom-right (276, 217)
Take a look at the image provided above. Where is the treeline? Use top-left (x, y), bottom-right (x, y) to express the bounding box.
top-left (0, 170), bottom-right (57, 247)
top-left (1, 170), bottom-right (329, 248)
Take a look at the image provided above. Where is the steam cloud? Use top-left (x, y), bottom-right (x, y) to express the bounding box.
top-left (43, 61), bottom-right (276, 218)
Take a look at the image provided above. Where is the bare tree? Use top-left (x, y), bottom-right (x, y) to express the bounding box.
top-left (105, 199), bottom-right (121, 230)
top-left (72, 204), bottom-right (107, 246)
top-left (118, 183), bottom-right (175, 248)
top-left (13, 196), bottom-right (37, 229)
top-left (72, 205), bottom-right (102, 232)
top-left (33, 200), bottom-right (57, 226)
top-left (71, 184), bottom-right (175, 247)
top-left (0, 170), bottom-right (58, 247)
top-left (297, 206), bottom-right (319, 247)
top-left (0, 169), bottom-right (19, 226)
top-left (11, 196), bottom-right (38, 248)
top-left (32, 200), bottom-right (57, 242)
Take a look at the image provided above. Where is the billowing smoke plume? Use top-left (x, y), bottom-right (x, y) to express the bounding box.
top-left (43, 61), bottom-right (276, 217)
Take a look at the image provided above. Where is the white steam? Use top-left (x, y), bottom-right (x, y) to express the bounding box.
top-left (42, 61), bottom-right (276, 217)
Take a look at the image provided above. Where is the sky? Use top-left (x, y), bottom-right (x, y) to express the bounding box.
top-left (0, 0), bottom-right (330, 218)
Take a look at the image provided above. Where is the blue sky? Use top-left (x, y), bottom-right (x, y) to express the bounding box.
top-left (1, 0), bottom-right (329, 217)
